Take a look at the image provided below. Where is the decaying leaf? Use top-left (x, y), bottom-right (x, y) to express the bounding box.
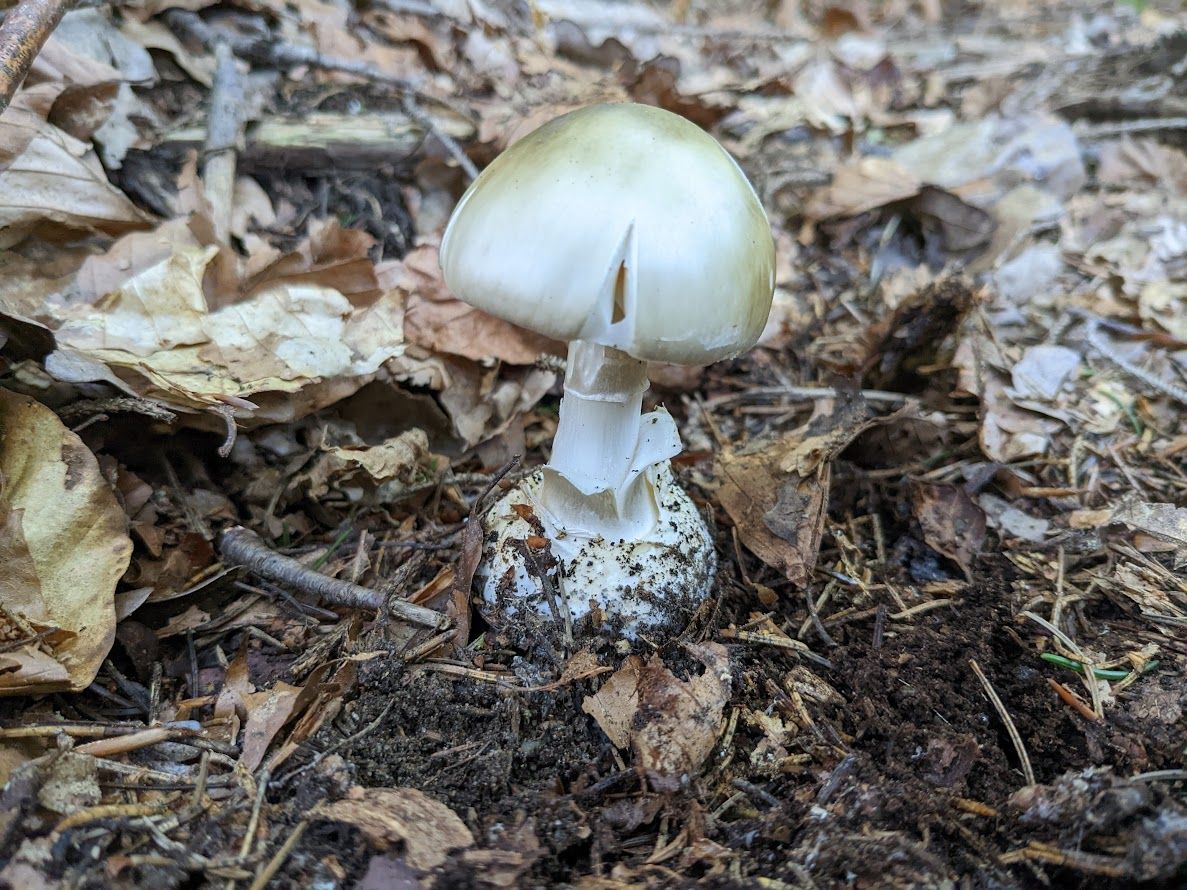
top-left (911, 483), bottom-right (986, 580)
top-left (0, 116), bottom-right (150, 241)
top-left (47, 243), bottom-right (406, 418)
top-left (806, 156), bottom-right (921, 220)
top-left (1112, 500), bottom-right (1187, 551)
top-left (716, 394), bottom-right (889, 585)
top-left (313, 787), bottom-right (475, 870)
top-left (0, 390), bottom-right (132, 694)
top-left (299, 428), bottom-right (444, 502)
top-left (582, 644), bottom-right (731, 789)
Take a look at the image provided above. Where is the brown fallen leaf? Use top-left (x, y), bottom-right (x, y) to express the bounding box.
top-left (716, 394), bottom-right (887, 585)
top-left (911, 483), bottom-right (986, 580)
top-left (1112, 500), bottom-right (1187, 551)
top-left (313, 787), bottom-right (475, 871)
top-left (240, 681), bottom-right (304, 771)
top-left (632, 643), bottom-right (731, 789)
top-left (0, 116), bottom-right (151, 241)
top-left (581, 654), bottom-right (643, 749)
top-left (806, 156), bottom-right (920, 220)
top-left (0, 390), bottom-right (132, 694)
top-left (582, 644), bottom-right (731, 790)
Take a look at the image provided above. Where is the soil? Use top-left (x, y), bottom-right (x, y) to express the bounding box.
top-left (257, 538), bottom-right (1184, 889)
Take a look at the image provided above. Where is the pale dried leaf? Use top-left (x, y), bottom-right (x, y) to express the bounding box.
top-left (806, 157), bottom-right (920, 220)
top-left (313, 787), bottom-right (474, 870)
top-left (1113, 501), bottom-right (1187, 550)
top-left (0, 118), bottom-right (150, 240)
top-left (0, 391), bottom-right (131, 694)
top-left (51, 243), bottom-right (406, 416)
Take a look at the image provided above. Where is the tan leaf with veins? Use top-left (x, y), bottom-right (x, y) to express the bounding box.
top-left (0, 390), bottom-right (131, 694)
top-left (50, 244), bottom-right (406, 413)
top-left (0, 118), bottom-right (150, 239)
top-left (313, 787), bottom-right (474, 870)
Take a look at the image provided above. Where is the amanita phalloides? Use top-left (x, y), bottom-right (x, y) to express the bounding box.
top-left (441, 103), bottom-right (775, 639)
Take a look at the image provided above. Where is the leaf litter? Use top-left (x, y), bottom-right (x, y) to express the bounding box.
top-left (0, 0), bottom-right (1185, 887)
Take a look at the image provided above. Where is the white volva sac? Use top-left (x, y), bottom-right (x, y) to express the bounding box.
top-left (440, 103), bottom-right (776, 638)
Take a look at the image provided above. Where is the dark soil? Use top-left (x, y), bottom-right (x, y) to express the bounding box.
top-left (262, 550), bottom-right (1185, 889)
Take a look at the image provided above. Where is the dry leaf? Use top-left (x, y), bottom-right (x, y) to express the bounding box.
top-left (582, 644), bottom-right (731, 789)
top-left (632, 643), bottom-right (730, 788)
top-left (806, 157), bottom-right (920, 219)
top-left (911, 483), bottom-right (986, 580)
top-left (300, 429), bottom-right (443, 501)
top-left (313, 787), bottom-right (475, 870)
top-left (1112, 501), bottom-right (1187, 551)
top-left (49, 243), bottom-right (405, 417)
top-left (1098, 139), bottom-right (1187, 197)
top-left (0, 390), bottom-right (132, 694)
top-left (240, 682), bottom-right (303, 771)
top-left (581, 655), bottom-right (644, 749)
top-left (0, 117), bottom-right (150, 242)
top-left (716, 395), bottom-right (884, 584)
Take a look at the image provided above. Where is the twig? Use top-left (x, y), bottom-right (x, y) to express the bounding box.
top-left (999, 842), bottom-right (1126, 877)
top-left (219, 526), bottom-right (449, 630)
top-left (731, 777), bottom-right (781, 810)
top-left (248, 818), bottom-right (309, 890)
top-left (1081, 315), bottom-right (1187, 405)
top-left (274, 699), bottom-right (394, 789)
top-left (75, 726), bottom-right (238, 758)
top-left (56, 397), bottom-right (177, 424)
top-left (703, 385), bottom-right (916, 410)
top-left (203, 42), bottom-right (245, 243)
top-left (803, 588), bottom-right (837, 647)
top-left (969, 659), bottom-right (1035, 786)
top-left (402, 95), bottom-right (477, 180)
top-left (1074, 117), bottom-right (1187, 140)
top-left (164, 10), bottom-right (476, 178)
top-left (0, 0), bottom-right (74, 115)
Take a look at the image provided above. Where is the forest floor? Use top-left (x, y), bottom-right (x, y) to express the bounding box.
top-left (0, 0), bottom-right (1186, 887)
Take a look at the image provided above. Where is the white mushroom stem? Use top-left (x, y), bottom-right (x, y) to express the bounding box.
top-left (537, 339), bottom-right (682, 540)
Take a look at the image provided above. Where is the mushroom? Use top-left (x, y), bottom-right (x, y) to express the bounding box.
top-left (440, 102), bottom-right (775, 639)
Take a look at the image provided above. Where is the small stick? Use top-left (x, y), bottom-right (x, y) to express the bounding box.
top-left (730, 778), bottom-right (780, 810)
top-left (165, 10), bottom-right (476, 179)
top-left (236, 766), bottom-right (270, 871)
top-left (274, 699), bottom-right (394, 789)
top-left (74, 726), bottom-right (237, 758)
top-left (248, 819), bottom-right (309, 890)
top-left (969, 659), bottom-right (1035, 786)
top-left (57, 397), bottom-right (176, 424)
top-left (0, 0), bottom-right (72, 114)
top-left (219, 526), bottom-right (449, 630)
top-left (203, 42), bottom-right (245, 244)
top-left (1081, 315), bottom-right (1187, 405)
top-left (54, 802), bottom-right (167, 834)
top-left (803, 587), bottom-right (836, 647)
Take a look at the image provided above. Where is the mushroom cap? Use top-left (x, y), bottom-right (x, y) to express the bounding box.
top-left (440, 103), bottom-right (776, 364)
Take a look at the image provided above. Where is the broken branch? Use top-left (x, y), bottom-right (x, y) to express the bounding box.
top-left (219, 526), bottom-right (450, 630)
top-left (0, 0), bottom-right (72, 115)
